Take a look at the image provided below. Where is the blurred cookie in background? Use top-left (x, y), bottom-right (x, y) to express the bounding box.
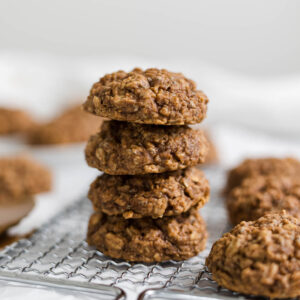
top-left (0, 107), bottom-right (36, 135)
top-left (27, 105), bottom-right (103, 145)
top-left (224, 157), bottom-right (300, 225)
top-left (0, 156), bottom-right (52, 235)
top-left (225, 157), bottom-right (300, 195)
top-left (202, 130), bottom-right (219, 165)
top-left (226, 174), bottom-right (300, 225)
top-left (0, 155), bottom-right (52, 198)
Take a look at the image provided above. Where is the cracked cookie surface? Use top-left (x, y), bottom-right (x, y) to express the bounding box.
top-left (87, 208), bottom-right (207, 262)
top-left (206, 211), bottom-right (300, 299)
top-left (83, 68), bottom-right (208, 125)
top-left (85, 120), bottom-right (208, 175)
top-left (88, 167), bottom-right (210, 219)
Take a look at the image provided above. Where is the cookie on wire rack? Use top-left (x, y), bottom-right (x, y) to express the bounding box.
top-left (206, 211), bottom-right (300, 299)
top-left (87, 207), bottom-right (207, 262)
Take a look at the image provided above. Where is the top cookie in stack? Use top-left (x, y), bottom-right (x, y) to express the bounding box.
top-left (83, 68), bottom-right (208, 126)
top-left (83, 68), bottom-right (210, 262)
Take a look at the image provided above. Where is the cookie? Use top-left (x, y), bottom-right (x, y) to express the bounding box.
top-left (87, 208), bottom-right (207, 262)
top-left (27, 105), bottom-right (103, 145)
top-left (88, 167), bottom-right (210, 219)
top-left (206, 211), bottom-right (300, 299)
top-left (83, 68), bottom-right (208, 125)
top-left (0, 107), bottom-right (35, 135)
top-left (85, 120), bottom-right (208, 175)
top-left (0, 156), bottom-right (52, 200)
top-left (0, 197), bottom-right (34, 235)
top-left (225, 157), bottom-right (300, 194)
top-left (227, 174), bottom-right (300, 225)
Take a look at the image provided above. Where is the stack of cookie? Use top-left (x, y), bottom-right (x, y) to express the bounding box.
top-left (83, 68), bottom-right (210, 262)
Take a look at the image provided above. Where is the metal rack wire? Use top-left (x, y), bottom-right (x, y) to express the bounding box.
top-left (0, 167), bottom-right (267, 299)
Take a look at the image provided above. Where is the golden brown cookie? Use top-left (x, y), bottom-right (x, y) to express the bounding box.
top-left (88, 167), bottom-right (210, 219)
top-left (27, 105), bottom-right (103, 145)
top-left (0, 156), bottom-right (52, 200)
top-left (227, 174), bottom-right (300, 225)
top-left (206, 211), bottom-right (300, 299)
top-left (0, 107), bottom-right (35, 135)
top-left (87, 208), bottom-right (207, 262)
top-left (85, 120), bottom-right (208, 175)
top-left (83, 68), bottom-right (208, 125)
top-left (225, 157), bottom-right (300, 194)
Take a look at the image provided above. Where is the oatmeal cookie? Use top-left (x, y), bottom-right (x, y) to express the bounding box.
top-left (0, 156), bottom-right (52, 200)
top-left (88, 167), bottom-right (209, 219)
top-left (83, 68), bottom-right (208, 125)
top-left (87, 208), bottom-right (207, 262)
top-left (225, 157), bottom-right (300, 194)
top-left (27, 105), bottom-right (103, 145)
top-left (206, 211), bottom-right (300, 299)
top-left (0, 107), bottom-right (35, 135)
top-left (85, 120), bottom-right (208, 175)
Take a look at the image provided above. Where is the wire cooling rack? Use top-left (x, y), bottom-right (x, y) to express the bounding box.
top-left (0, 167), bottom-right (269, 299)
